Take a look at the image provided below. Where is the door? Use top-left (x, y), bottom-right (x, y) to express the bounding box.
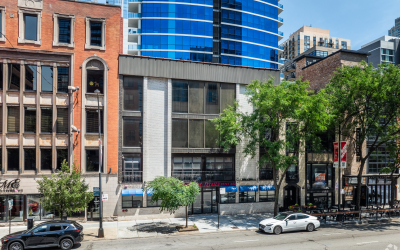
top-left (25, 225), bottom-right (48, 247)
top-left (46, 224), bottom-right (64, 245)
top-left (203, 191), bottom-right (212, 213)
top-left (284, 186), bottom-right (300, 208)
top-left (192, 193), bottom-right (202, 214)
top-left (283, 215), bottom-right (297, 231)
top-left (296, 214), bottom-right (309, 230)
top-left (87, 196), bottom-right (100, 221)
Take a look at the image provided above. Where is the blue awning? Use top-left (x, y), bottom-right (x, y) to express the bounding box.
top-left (222, 186), bottom-right (237, 193)
top-left (121, 189), bottom-right (143, 196)
top-left (239, 185), bottom-right (258, 192)
top-left (259, 185), bottom-right (275, 191)
top-left (146, 188), bottom-right (154, 195)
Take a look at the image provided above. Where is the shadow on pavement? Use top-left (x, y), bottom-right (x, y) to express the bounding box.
top-left (130, 222), bottom-right (180, 234)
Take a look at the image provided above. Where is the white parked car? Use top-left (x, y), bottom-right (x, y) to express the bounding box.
top-left (259, 212), bottom-right (320, 235)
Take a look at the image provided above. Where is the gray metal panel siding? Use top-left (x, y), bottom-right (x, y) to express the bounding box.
top-left (119, 56), bottom-right (280, 85)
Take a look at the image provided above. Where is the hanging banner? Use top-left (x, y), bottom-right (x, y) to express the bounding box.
top-left (340, 142), bottom-right (347, 168)
top-left (356, 128), bottom-right (361, 157)
top-left (315, 173), bottom-right (326, 185)
top-left (333, 142), bottom-right (339, 168)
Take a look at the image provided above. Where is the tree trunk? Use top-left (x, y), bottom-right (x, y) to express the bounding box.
top-left (274, 188), bottom-right (280, 216)
top-left (390, 175), bottom-right (396, 208)
top-left (185, 206), bottom-right (188, 228)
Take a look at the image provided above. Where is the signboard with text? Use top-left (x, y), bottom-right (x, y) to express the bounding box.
top-left (333, 142), bottom-right (347, 168)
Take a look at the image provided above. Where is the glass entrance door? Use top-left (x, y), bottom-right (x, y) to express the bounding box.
top-left (87, 196), bottom-right (100, 221)
top-left (189, 188), bottom-right (218, 214)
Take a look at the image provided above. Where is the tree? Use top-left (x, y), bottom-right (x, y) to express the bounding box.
top-left (326, 62), bottom-right (400, 210)
top-left (36, 160), bottom-right (94, 218)
top-left (145, 176), bottom-right (200, 227)
top-left (212, 78), bottom-right (330, 215)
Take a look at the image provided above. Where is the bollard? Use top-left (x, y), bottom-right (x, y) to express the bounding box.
top-left (27, 218), bottom-right (34, 230)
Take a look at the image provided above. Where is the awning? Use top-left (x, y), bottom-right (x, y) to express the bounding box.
top-left (221, 186), bottom-right (237, 193)
top-left (121, 189), bottom-right (143, 196)
top-left (146, 188), bottom-right (154, 195)
top-left (239, 185), bottom-right (258, 192)
top-left (259, 185), bottom-right (275, 191)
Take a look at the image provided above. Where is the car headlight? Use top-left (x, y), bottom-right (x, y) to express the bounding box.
top-left (266, 224), bottom-right (273, 227)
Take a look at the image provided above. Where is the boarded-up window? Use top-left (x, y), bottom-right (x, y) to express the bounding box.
top-left (57, 108), bottom-right (68, 134)
top-left (86, 110), bottom-right (103, 133)
top-left (41, 108), bottom-right (52, 133)
top-left (7, 107), bottom-right (20, 133)
top-left (189, 81), bottom-right (204, 114)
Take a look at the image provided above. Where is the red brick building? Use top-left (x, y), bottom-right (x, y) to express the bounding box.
top-left (0, 0), bottom-right (121, 222)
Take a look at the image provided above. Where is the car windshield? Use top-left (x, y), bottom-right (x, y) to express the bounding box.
top-left (273, 213), bottom-right (289, 221)
top-left (26, 223), bottom-right (47, 233)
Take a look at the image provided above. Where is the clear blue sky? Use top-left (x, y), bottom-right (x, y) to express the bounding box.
top-left (280, 0), bottom-right (400, 49)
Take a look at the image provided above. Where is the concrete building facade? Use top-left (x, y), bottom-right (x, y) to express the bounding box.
top-left (358, 36), bottom-right (400, 68)
top-left (0, 0), bottom-right (121, 223)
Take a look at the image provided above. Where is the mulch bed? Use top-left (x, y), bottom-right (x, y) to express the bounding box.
top-left (176, 225), bottom-right (198, 232)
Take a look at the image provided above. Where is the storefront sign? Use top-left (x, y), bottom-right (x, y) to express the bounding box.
top-left (102, 194), bottom-right (108, 201)
top-left (198, 182), bottom-right (236, 187)
top-left (0, 179), bottom-right (23, 193)
top-left (315, 173), bottom-right (326, 185)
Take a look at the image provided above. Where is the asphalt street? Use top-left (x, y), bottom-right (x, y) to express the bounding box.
top-left (58, 221), bottom-right (400, 250)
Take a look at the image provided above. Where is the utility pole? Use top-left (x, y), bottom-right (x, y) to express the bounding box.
top-left (95, 89), bottom-right (104, 238)
top-left (338, 126), bottom-right (341, 211)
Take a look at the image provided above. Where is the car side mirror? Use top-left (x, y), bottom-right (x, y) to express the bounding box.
top-left (31, 232), bottom-right (34, 235)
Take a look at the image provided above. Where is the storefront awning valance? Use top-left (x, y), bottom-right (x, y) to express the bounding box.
top-left (222, 186), bottom-right (237, 193)
top-left (146, 188), bottom-right (154, 195)
top-left (239, 185), bottom-right (258, 192)
top-left (259, 185), bottom-right (275, 191)
top-left (121, 189), bottom-right (143, 196)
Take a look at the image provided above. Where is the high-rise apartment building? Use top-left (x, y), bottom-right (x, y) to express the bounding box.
top-left (388, 17), bottom-right (400, 38)
top-left (279, 26), bottom-right (351, 60)
top-left (88, 0), bottom-right (284, 69)
top-left (359, 36), bottom-right (400, 68)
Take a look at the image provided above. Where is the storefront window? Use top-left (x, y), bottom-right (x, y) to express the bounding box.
top-left (122, 196), bottom-right (142, 208)
top-left (239, 191), bottom-right (256, 203)
top-left (26, 195), bottom-right (54, 221)
top-left (147, 195), bottom-right (162, 207)
top-left (9, 195), bottom-right (24, 222)
top-left (220, 192), bottom-right (235, 204)
top-left (307, 164), bottom-right (334, 189)
top-left (259, 191), bottom-right (275, 202)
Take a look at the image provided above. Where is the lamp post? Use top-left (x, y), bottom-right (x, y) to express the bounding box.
top-left (94, 89), bottom-right (104, 238)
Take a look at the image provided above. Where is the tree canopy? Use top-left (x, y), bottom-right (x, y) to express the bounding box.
top-left (36, 160), bottom-right (94, 217)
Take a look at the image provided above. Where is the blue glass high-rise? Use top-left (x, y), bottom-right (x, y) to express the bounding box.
top-left (99, 0), bottom-right (283, 69)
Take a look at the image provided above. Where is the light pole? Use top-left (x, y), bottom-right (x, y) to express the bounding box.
top-left (95, 89), bottom-right (104, 238)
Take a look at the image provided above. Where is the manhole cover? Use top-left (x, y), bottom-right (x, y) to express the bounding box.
top-left (231, 227), bottom-right (239, 229)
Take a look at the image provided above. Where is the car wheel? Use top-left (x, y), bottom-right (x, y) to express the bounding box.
top-left (8, 242), bottom-right (23, 250)
top-left (306, 223), bottom-right (315, 232)
top-left (60, 238), bottom-right (74, 250)
top-left (273, 226), bottom-right (282, 235)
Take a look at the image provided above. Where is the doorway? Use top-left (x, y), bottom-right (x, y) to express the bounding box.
top-left (189, 187), bottom-right (218, 214)
top-left (284, 185), bottom-right (300, 208)
top-left (87, 196), bottom-right (100, 221)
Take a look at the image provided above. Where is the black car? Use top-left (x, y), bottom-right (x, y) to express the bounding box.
top-left (1, 220), bottom-right (84, 250)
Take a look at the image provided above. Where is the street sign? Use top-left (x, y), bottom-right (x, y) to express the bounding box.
top-left (102, 194), bottom-right (108, 201)
top-left (333, 142), bottom-right (347, 168)
top-left (333, 142), bottom-right (339, 168)
top-left (220, 188), bottom-right (226, 195)
top-left (8, 200), bottom-right (13, 211)
top-left (93, 187), bottom-right (99, 196)
top-left (340, 189), bottom-right (345, 195)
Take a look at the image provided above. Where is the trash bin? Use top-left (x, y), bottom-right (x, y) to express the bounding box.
top-left (27, 218), bottom-right (34, 230)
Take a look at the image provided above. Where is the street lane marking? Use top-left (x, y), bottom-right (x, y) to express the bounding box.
top-left (357, 241), bottom-right (379, 245)
top-left (234, 240), bottom-right (259, 243)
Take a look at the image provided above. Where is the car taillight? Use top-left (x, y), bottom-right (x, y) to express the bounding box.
top-left (75, 230), bottom-right (80, 233)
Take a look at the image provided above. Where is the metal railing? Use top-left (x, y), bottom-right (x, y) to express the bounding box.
top-left (121, 171), bottom-right (143, 183)
top-left (172, 171), bottom-right (235, 182)
top-left (278, 17), bottom-right (283, 22)
top-left (278, 31), bottom-right (284, 36)
top-left (278, 3), bottom-right (283, 8)
top-left (128, 44), bottom-right (142, 50)
top-left (128, 12), bottom-right (142, 18)
top-left (128, 28), bottom-right (142, 34)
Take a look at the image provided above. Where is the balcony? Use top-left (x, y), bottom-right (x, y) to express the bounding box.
top-left (172, 171), bottom-right (235, 182)
top-left (121, 170), bottom-right (143, 183)
top-left (128, 44), bottom-right (141, 50)
top-left (128, 12), bottom-right (142, 18)
top-left (277, 3), bottom-right (283, 14)
top-left (128, 28), bottom-right (142, 34)
top-left (278, 45), bottom-right (284, 50)
top-left (129, 0), bottom-right (142, 2)
top-left (278, 17), bottom-right (283, 22)
top-left (278, 3), bottom-right (283, 8)
top-left (278, 31), bottom-right (284, 37)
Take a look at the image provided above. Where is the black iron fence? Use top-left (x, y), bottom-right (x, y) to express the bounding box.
top-left (121, 171), bottom-right (143, 183)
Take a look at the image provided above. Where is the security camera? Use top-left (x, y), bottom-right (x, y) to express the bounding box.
top-left (71, 125), bottom-right (80, 134)
top-left (68, 86), bottom-right (79, 92)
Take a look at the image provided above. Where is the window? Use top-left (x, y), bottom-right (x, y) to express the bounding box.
top-left (41, 108), bottom-right (52, 133)
top-left (189, 119), bottom-right (204, 148)
top-left (24, 14), bottom-right (38, 41)
top-left (25, 65), bottom-right (37, 91)
top-left (341, 41), bottom-right (347, 49)
top-left (0, 63), bottom-right (3, 89)
top-left (172, 119), bottom-right (188, 147)
top-left (87, 70), bottom-right (103, 93)
top-left (7, 107), bottom-right (20, 133)
top-left (220, 192), bottom-right (235, 204)
top-left (59, 19), bottom-right (71, 44)
top-left (306, 164), bottom-right (334, 189)
top-left (221, 83), bottom-right (235, 111)
top-left (53, 14), bottom-right (75, 47)
top-left (172, 81), bottom-right (188, 113)
top-left (147, 195), bottom-right (162, 207)
top-left (313, 37), bottom-right (316, 46)
top-left (123, 117), bottom-right (142, 147)
top-left (57, 67), bottom-right (69, 93)
top-left (259, 162), bottom-right (273, 180)
top-left (122, 196), bottom-right (142, 208)
top-left (368, 147), bottom-right (392, 174)
top-left (41, 66), bottom-right (53, 92)
top-left (57, 108), bottom-right (68, 134)
top-left (24, 149), bottom-right (36, 171)
top-left (33, 225), bottom-right (47, 233)
top-left (297, 214), bottom-right (309, 219)
top-left (8, 64), bottom-right (21, 90)
top-left (336, 40), bottom-right (339, 49)
top-left (239, 191), bottom-right (256, 203)
top-left (86, 110), bottom-right (103, 133)
top-left (205, 120), bottom-right (219, 148)
top-left (8, 149), bottom-right (19, 171)
top-left (189, 81), bottom-right (204, 114)
top-left (124, 154), bottom-right (141, 171)
top-left (86, 149), bottom-right (102, 172)
top-left (123, 76), bottom-right (143, 111)
top-left (85, 18), bottom-right (106, 50)
top-left (259, 190), bottom-right (275, 202)
top-left (49, 224), bottom-right (62, 231)
top-left (41, 149), bottom-right (52, 170)
top-left (205, 82), bottom-right (219, 114)
top-left (25, 107), bottom-right (36, 132)
top-left (0, 7), bottom-right (5, 42)
top-left (57, 149), bottom-right (68, 170)
top-left (286, 164), bottom-right (298, 181)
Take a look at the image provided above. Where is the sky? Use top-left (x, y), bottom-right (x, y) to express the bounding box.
top-left (280, 0), bottom-right (400, 50)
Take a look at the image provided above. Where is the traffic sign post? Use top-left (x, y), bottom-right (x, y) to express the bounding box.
top-left (8, 199), bottom-right (13, 234)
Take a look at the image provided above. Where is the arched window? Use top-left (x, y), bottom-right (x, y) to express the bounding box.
top-left (86, 59), bottom-right (104, 94)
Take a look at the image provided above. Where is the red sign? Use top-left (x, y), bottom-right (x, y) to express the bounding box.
top-left (333, 142), bottom-right (339, 166)
top-left (334, 142), bottom-right (347, 168)
top-left (340, 141), bottom-right (347, 163)
top-left (197, 182), bottom-right (236, 187)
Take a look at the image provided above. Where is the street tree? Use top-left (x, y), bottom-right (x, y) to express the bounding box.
top-left (212, 78), bottom-right (331, 215)
top-left (326, 62), bottom-right (400, 210)
top-left (145, 176), bottom-right (200, 227)
top-left (36, 160), bottom-right (94, 218)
